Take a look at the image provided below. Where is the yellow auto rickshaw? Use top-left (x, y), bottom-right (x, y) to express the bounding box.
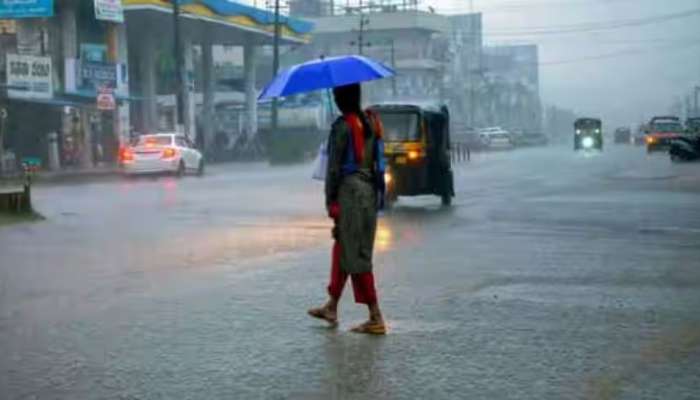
top-left (369, 103), bottom-right (455, 206)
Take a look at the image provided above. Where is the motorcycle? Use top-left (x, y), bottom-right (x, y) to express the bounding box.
top-left (669, 135), bottom-right (700, 162)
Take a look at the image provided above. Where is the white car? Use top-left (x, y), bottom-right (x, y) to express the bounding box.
top-left (478, 127), bottom-right (514, 149)
top-left (120, 133), bottom-right (204, 176)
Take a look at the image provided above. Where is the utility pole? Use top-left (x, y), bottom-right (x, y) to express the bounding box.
top-left (173, 0), bottom-right (185, 134)
top-left (390, 40), bottom-right (397, 97)
top-left (354, 0), bottom-right (369, 55)
top-left (271, 0), bottom-right (281, 136)
top-left (0, 107), bottom-right (6, 177)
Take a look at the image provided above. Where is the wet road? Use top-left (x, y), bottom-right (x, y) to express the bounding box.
top-left (1, 146), bottom-right (700, 399)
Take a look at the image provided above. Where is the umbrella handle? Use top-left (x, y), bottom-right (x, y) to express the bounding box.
top-left (326, 89), bottom-right (336, 121)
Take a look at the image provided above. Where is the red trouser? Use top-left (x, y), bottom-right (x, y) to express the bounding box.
top-left (327, 241), bottom-right (378, 305)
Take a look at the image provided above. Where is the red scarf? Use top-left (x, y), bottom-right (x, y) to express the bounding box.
top-left (343, 111), bottom-right (384, 164)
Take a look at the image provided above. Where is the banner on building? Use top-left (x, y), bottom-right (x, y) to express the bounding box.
top-left (0, 19), bottom-right (16, 34)
top-left (94, 0), bottom-right (123, 23)
top-left (6, 54), bottom-right (52, 99)
top-left (0, 0), bottom-right (53, 19)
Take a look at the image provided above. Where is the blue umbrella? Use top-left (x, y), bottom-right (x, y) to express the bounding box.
top-left (258, 55), bottom-right (395, 100)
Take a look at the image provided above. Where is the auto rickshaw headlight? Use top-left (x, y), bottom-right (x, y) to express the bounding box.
top-left (576, 129), bottom-right (581, 135)
top-left (595, 129), bottom-right (601, 134)
top-left (408, 150), bottom-right (420, 160)
top-left (582, 137), bottom-right (594, 148)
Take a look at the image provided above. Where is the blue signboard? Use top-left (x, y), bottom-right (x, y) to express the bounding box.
top-left (0, 0), bottom-right (54, 19)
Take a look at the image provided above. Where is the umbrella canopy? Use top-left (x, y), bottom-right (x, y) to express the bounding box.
top-left (258, 55), bottom-right (395, 101)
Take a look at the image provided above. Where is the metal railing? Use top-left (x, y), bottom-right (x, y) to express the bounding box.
top-left (451, 142), bottom-right (470, 163)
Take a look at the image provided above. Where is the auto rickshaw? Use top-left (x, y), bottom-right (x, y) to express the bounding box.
top-left (574, 118), bottom-right (603, 151)
top-left (369, 103), bottom-right (455, 206)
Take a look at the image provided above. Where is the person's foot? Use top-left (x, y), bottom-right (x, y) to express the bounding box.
top-left (307, 305), bottom-right (338, 326)
top-left (350, 317), bottom-right (387, 335)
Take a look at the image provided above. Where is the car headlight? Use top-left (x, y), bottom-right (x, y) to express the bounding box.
top-left (582, 137), bottom-right (594, 148)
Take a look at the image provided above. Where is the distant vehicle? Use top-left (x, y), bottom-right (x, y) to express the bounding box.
top-left (686, 117), bottom-right (700, 136)
top-left (633, 124), bottom-right (647, 146)
top-left (614, 127), bottom-right (632, 144)
top-left (478, 126), bottom-right (514, 149)
top-left (120, 133), bottom-right (205, 176)
top-left (645, 116), bottom-right (683, 153)
top-left (370, 102), bottom-right (455, 206)
top-left (669, 135), bottom-right (700, 162)
top-left (574, 118), bottom-right (603, 151)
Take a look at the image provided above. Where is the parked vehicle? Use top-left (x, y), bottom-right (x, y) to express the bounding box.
top-left (645, 116), bottom-right (683, 153)
top-left (369, 102), bottom-right (455, 206)
top-left (686, 117), bottom-right (700, 136)
top-left (120, 133), bottom-right (205, 176)
top-left (574, 118), bottom-right (603, 151)
top-left (669, 135), bottom-right (700, 162)
top-left (478, 127), bottom-right (514, 149)
top-left (614, 127), bottom-right (632, 144)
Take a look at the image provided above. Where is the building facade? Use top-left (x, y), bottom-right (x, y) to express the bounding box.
top-left (292, 1), bottom-right (452, 105)
top-left (481, 44), bottom-right (542, 133)
top-left (1, 0), bottom-right (129, 170)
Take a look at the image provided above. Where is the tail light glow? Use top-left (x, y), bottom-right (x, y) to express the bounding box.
top-left (120, 148), bottom-right (134, 163)
top-left (162, 148), bottom-right (178, 159)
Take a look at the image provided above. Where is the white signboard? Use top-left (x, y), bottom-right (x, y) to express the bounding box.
top-left (97, 87), bottom-right (116, 111)
top-left (94, 0), bottom-right (123, 23)
top-left (6, 54), bottom-right (53, 100)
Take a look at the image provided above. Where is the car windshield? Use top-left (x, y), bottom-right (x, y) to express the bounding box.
top-left (137, 136), bottom-right (172, 146)
top-left (379, 112), bottom-right (420, 142)
top-left (575, 121), bottom-right (600, 130)
top-left (651, 122), bottom-right (682, 132)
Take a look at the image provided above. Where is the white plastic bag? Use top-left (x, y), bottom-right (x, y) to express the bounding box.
top-left (312, 141), bottom-right (328, 181)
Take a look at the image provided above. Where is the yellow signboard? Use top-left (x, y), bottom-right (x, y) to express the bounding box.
top-left (0, 20), bottom-right (17, 35)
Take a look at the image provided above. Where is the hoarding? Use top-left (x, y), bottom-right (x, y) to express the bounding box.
top-left (0, 0), bottom-right (53, 19)
top-left (94, 0), bottom-right (123, 23)
top-left (6, 54), bottom-right (53, 99)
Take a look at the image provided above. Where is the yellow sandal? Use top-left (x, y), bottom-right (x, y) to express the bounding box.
top-left (350, 320), bottom-right (387, 335)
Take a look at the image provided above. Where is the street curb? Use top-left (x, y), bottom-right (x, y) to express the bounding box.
top-left (33, 170), bottom-right (122, 186)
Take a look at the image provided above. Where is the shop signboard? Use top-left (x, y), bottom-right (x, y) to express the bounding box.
top-left (97, 86), bottom-right (116, 111)
top-left (94, 0), bottom-right (123, 23)
top-left (80, 61), bottom-right (117, 89)
top-left (6, 53), bottom-right (52, 99)
top-left (0, 0), bottom-right (53, 19)
top-left (81, 44), bottom-right (107, 63)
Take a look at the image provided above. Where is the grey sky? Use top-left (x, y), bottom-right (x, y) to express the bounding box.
top-left (440, 0), bottom-right (700, 127)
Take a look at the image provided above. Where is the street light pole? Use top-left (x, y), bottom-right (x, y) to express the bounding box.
top-left (390, 40), bottom-right (397, 97)
top-left (173, 0), bottom-right (185, 134)
top-left (271, 0), bottom-right (281, 137)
